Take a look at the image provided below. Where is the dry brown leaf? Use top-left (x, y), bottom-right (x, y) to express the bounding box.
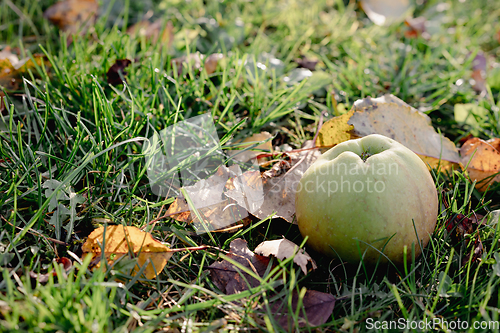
top-left (460, 137), bottom-right (500, 191)
top-left (165, 197), bottom-right (192, 223)
top-left (43, 0), bottom-right (98, 34)
top-left (82, 225), bottom-right (172, 279)
top-left (360, 0), bottom-right (411, 26)
top-left (294, 56), bottom-right (319, 71)
top-left (127, 19), bottom-right (174, 49)
top-left (208, 238), bottom-right (271, 294)
top-left (270, 289), bottom-right (336, 330)
top-left (349, 95), bottom-right (460, 169)
top-left (106, 59), bottom-right (132, 86)
top-left (471, 53), bottom-right (487, 93)
top-left (254, 238), bottom-right (316, 274)
top-left (165, 165), bottom-right (253, 232)
top-left (0, 48), bottom-right (46, 91)
top-left (227, 141), bottom-right (321, 223)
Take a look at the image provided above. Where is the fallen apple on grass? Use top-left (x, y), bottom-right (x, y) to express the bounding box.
top-left (295, 134), bottom-right (438, 264)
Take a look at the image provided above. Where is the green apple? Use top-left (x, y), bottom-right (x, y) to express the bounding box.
top-left (295, 134), bottom-right (438, 264)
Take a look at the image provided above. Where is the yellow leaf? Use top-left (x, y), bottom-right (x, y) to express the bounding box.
top-left (0, 48), bottom-right (46, 91)
top-left (315, 109), bottom-right (355, 151)
top-left (82, 225), bottom-right (172, 279)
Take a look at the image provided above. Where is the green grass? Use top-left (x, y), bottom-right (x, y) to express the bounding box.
top-left (1, 0), bottom-right (500, 331)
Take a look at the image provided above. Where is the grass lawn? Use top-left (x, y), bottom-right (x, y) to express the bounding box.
top-left (1, 0), bottom-right (500, 331)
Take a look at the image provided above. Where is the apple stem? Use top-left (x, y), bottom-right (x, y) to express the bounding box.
top-left (360, 151), bottom-right (371, 162)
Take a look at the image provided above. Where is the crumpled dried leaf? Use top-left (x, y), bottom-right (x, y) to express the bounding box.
top-left (0, 48), bottom-right (46, 91)
top-left (127, 19), bottom-right (174, 49)
top-left (460, 137), bottom-right (500, 191)
top-left (226, 141), bottom-right (321, 223)
top-left (445, 212), bottom-right (485, 265)
top-left (82, 225), bottom-right (172, 279)
top-left (360, 0), bottom-right (411, 26)
top-left (29, 257), bottom-right (72, 283)
top-left (106, 59), bottom-right (131, 86)
top-left (271, 289), bottom-right (336, 330)
top-left (165, 197), bottom-right (192, 223)
top-left (294, 56), bottom-right (319, 71)
top-left (208, 238), bottom-right (271, 294)
top-left (43, 0), bottom-right (98, 34)
top-left (254, 238), bottom-right (316, 274)
top-left (165, 165), bottom-right (257, 232)
top-left (350, 95), bottom-right (459, 169)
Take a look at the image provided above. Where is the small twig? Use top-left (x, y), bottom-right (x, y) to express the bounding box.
top-left (255, 144), bottom-right (334, 160)
top-left (1, 214), bottom-right (68, 246)
top-left (167, 245), bottom-right (210, 253)
top-left (140, 210), bottom-right (190, 231)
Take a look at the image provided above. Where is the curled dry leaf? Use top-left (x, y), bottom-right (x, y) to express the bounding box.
top-left (254, 238), bottom-right (316, 274)
top-left (0, 48), bottom-right (46, 91)
top-left (445, 212), bottom-right (485, 265)
top-left (106, 59), bottom-right (132, 86)
top-left (29, 257), bottom-right (72, 283)
top-left (43, 0), bottom-right (98, 34)
top-left (460, 137), bottom-right (500, 191)
top-left (165, 165), bottom-right (255, 232)
top-left (271, 289), bottom-right (336, 330)
top-left (360, 0), bottom-right (411, 26)
top-left (294, 56), bottom-right (319, 71)
top-left (226, 141), bottom-right (321, 223)
top-left (165, 197), bottom-right (192, 223)
top-left (208, 238), bottom-right (271, 294)
top-left (82, 225), bottom-right (173, 279)
top-left (127, 19), bottom-right (174, 49)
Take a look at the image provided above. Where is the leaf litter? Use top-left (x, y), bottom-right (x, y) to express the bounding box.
top-left (208, 238), bottom-right (335, 329)
top-left (316, 94), bottom-right (460, 170)
top-left (43, 0), bottom-right (98, 34)
top-left (254, 238), bottom-right (316, 274)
